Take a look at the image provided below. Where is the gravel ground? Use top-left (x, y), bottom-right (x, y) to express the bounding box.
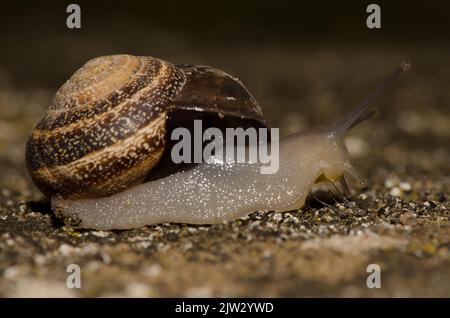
top-left (0, 42), bottom-right (448, 297)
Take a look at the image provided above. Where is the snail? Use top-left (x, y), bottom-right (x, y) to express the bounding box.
top-left (26, 54), bottom-right (410, 230)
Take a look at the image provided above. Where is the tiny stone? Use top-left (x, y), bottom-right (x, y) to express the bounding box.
top-left (4, 266), bottom-right (21, 279)
top-left (135, 241), bottom-right (152, 249)
top-left (6, 238), bottom-right (14, 246)
top-left (100, 251), bottom-right (112, 264)
top-left (384, 179), bottom-right (396, 188)
top-left (125, 282), bottom-right (152, 297)
top-left (390, 187), bottom-right (402, 197)
top-left (18, 203), bottom-right (28, 213)
top-left (34, 254), bottom-right (47, 266)
top-left (183, 242), bottom-right (193, 250)
top-left (187, 227), bottom-right (198, 234)
top-left (358, 194), bottom-right (368, 200)
top-left (144, 264), bottom-right (162, 278)
top-left (400, 212), bottom-right (417, 225)
top-left (185, 286), bottom-right (213, 298)
top-left (86, 260), bottom-right (102, 272)
top-left (289, 216), bottom-right (299, 224)
top-left (58, 244), bottom-right (75, 257)
top-left (273, 213), bottom-right (283, 222)
top-left (91, 231), bottom-right (110, 238)
top-left (399, 182), bottom-right (412, 192)
top-left (80, 243), bottom-right (99, 256)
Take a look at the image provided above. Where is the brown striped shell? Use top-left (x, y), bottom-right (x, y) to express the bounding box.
top-left (26, 54), bottom-right (266, 199)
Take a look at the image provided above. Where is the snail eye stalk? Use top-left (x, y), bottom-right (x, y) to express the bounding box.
top-left (330, 61), bottom-right (411, 138)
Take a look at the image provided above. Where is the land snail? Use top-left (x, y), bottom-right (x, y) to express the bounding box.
top-left (26, 54), bottom-right (410, 230)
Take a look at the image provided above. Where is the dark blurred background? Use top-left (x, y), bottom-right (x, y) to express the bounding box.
top-left (1, 0), bottom-right (449, 88)
top-left (0, 0), bottom-right (448, 174)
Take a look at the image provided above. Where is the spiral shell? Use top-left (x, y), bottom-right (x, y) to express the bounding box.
top-left (26, 54), bottom-right (266, 199)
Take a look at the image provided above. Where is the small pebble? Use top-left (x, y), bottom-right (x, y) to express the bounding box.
top-left (390, 187), bottom-right (402, 197)
top-left (34, 254), bottom-right (47, 266)
top-left (399, 182), bottom-right (412, 192)
top-left (80, 243), bottom-right (99, 256)
top-left (100, 251), bottom-right (112, 264)
top-left (185, 286), bottom-right (213, 298)
top-left (144, 264), bottom-right (162, 278)
top-left (272, 213), bottom-right (283, 222)
top-left (125, 282), bottom-right (152, 297)
top-left (4, 266), bottom-right (21, 279)
top-left (385, 179), bottom-right (396, 188)
top-left (58, 244), bottom-right (75, 257)
top-left (91, 231), bottom-right (110, 238)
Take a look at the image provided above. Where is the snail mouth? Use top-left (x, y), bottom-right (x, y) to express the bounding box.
top-left (313, 173), bottom-right (353, 199)
top-left (314, 168), bottom-right (342, 184)
top-left (311, 156), bottom-right (366, 204)
top-left (314, 173), bottom-right (331, 184)
top-left (307, 174), bottom-right (353, 208)
top-left (313, 161), bottom-right (364, 195)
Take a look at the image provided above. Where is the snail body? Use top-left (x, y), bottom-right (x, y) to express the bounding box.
top-left (26, 54), bottom-right (409, 230)
top-left (52, 130), bottom-right (352, 229)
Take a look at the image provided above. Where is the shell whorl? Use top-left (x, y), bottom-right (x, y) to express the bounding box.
top-left (26, 55), bottom-right (186, 198)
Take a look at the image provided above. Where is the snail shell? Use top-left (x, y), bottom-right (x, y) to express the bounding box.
top-left (26, 54), bottom-right (266, 199)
